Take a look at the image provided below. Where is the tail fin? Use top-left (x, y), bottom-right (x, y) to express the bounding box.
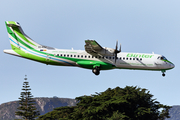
top-left (5, 21), bottom-right (41, 50)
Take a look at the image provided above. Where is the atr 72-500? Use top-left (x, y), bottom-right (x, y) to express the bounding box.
top-left (3, 21), bottom-right (175, 76)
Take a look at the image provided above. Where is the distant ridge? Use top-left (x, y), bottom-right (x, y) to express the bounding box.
top-left (0, 98), bottom-right (179, 120)
top-left (0, 97), bottom-right (77, 120)
top-left (166, 105), bottom-right (180, 120)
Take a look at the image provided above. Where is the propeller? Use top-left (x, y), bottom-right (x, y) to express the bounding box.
top-left (114, 40), bottom-right (121, 63)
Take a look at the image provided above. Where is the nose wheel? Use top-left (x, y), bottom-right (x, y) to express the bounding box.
top-left (162, 73), bottom-right (165, 77)
top-left (161, 70), bottom-right (166, 77)
top-left (92, 66), bottom-right (100, 75)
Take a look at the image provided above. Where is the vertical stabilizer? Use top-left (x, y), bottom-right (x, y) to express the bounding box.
top-left (5, 21), bottom-right (40, 50)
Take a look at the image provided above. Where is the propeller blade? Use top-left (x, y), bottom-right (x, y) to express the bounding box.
top-left (114, 40), bottom-right (118, 63)
top-left (119, 44), bottom-right (121, 53)
top-left (116, 40), bottom-right (118, 51)
top-left (115, 54), bottom-right (117, 63)
top-left (114, 40), bottom-right (121, 63)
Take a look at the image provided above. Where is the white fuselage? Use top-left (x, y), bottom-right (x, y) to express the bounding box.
top-left (4, 47), bottom-right (174, 72)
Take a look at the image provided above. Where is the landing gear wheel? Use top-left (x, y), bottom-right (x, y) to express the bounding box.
top-left (161, 70), bottom-right (166, 77)
top-left (92, 67), bottom-right (100, 75)
top-left (162, 73), bottom-right (165, 77)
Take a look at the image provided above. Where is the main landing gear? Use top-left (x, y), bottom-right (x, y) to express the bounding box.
top-left (161, 70), bottom-right (166, 77)
top-left (92, 66), bottom-right (100, 75)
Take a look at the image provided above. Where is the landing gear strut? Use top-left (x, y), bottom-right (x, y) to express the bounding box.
top-left (161, 70), bottom-right (166, 77)
top-left (92, 66), bottom-right (100, 75)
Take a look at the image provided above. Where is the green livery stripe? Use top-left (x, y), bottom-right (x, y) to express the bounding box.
top-left (6, 24), bottom-right (14, 34)
top-left (7, 26), bottom-right (46, 55)
top-left (5, 22), bottom-right (36, 47)
top-left (11, 44), bottom-right (64, 65)
top-left (13, 27), bottom-right (36, 46)
top-left (162, 60), bottom-right (173, 65)
top-left (12, 44), bottom-right (46, 63)
top-left (76, 61), bottom-right (114, 70)
top-left (7, 21), bottom-right (17, 25)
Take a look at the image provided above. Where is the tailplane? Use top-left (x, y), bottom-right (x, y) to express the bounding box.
top-left (5, 21), bottom-right (41, 50)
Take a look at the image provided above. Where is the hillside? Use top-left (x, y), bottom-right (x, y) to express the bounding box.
top-left (166, 105), bottom-right (180, 120)
top-left (0, 97), bottom-right (76, 120)
top-left (0, 97), bottom-right (180, 120)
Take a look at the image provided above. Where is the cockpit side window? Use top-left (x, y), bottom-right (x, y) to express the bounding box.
top-left (161, 56), bottom-right (167, 60)
top-left (158, 56), bottom-right (167, 60)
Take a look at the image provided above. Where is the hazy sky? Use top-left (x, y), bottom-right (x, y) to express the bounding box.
top-left (0, 0), bottom-right (179, 106)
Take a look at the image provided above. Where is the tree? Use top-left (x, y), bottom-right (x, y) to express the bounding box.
top-left (15, 75), bottom-right (40, 120)
top-left (37, 86), bottom-right (171, 120)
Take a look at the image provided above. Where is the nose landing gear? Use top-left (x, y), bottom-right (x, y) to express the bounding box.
top-left (162, 73), bottom-right (165, 77)
top-left (161, 70), bottom-right (166, 77)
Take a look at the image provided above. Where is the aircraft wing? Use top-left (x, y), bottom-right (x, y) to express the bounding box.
top-left (85, 40), bottom-right (103, 54)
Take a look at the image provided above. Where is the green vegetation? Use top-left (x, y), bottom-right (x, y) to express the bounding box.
top-left (38, 86), bottom-right (171, 120)
top-left (15, 76), bottom-right (40, 120)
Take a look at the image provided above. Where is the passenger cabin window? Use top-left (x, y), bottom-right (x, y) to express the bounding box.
top-left (133, 58), bottom-right (135, 60)
top-left (109, 57), bottom-right (111, 59)
top-left (67, 55), bottom-right (69, 57)
top-left (57, 54), bottom-right (59, 56)
top-left (106, 56), bottom-right (108, 59)
top-left (119, 57), bottom-right (121, 60)
top-left (136, 58), bottom-right (139, 60)
top-left (77, 55), bottom-right (79, 57)
top-left (126, 58), bottom-right (128, 60)
top-left (123, 57), bottom-right (125, 60)
top-left (88, 56), bottom-right (90, 58)
top-left (64, 54), bottom-right (66, 57)
top-left (60, 54), bottom-right (62, 56)
top-left (81, 55), bottom-right (83, 58)
top-left (130, 58), bottom-right (132, 60)
top-left (99, 56), bottom-right (101, 59)
top-left (70, 55), bottom-right (72, 57)
top-left (74, 55), bottom-right (76, 57)
top-left (85, 56), bottom-right (87, 58)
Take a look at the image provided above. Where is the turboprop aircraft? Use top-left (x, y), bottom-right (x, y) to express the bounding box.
top-left (4, 21), bottom-right (175, 76)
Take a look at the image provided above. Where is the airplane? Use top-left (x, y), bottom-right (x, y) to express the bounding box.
top-left (3, 21), bottom-right (175, 76)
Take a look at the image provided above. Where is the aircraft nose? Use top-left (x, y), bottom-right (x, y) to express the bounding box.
top-left (171, 63), bottom-right (175, 68)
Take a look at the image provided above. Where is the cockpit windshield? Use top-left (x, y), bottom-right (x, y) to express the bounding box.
top-left (157, 56), bottom-right (167, 60)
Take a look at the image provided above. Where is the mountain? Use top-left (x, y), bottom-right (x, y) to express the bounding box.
top-left (0, 97), bottom-right (77, 120)
top-left (166, 105), bottom-right (180, 120)
top-left (0, 98), bottom-right (180, 120)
